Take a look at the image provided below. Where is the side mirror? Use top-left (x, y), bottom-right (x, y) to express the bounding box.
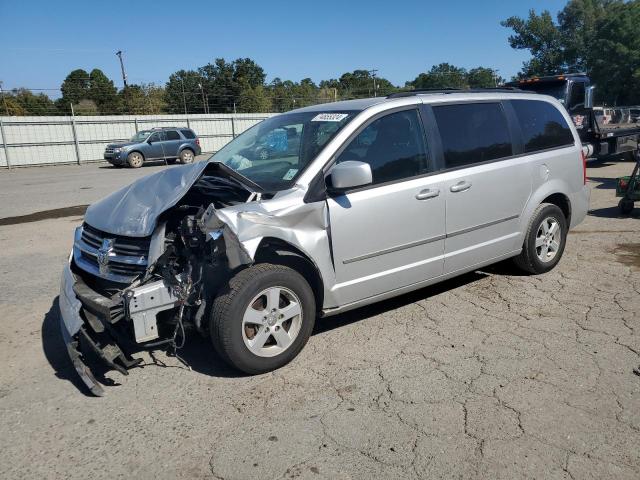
top-left (585, 85), bottom-right (595, 109)
top-left (328, 160), bottom-right (372, 191)
top-left (147, 138), bottom-right (153, 144)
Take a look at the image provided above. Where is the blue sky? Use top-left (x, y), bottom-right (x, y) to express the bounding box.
top-left (0, 0), bottom-right (568, 94)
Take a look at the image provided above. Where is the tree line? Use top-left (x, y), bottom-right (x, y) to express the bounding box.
top-left (2, 0), bottom-right (638, 116)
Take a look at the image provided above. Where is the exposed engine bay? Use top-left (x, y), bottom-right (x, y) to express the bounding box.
top-left (65, 162), bottom-right (271, 394)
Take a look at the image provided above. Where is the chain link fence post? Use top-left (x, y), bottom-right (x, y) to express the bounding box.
top-left (231, 116), bottom-right (236, 139)
top-left (0, 116), bottom-right (12, 169)
top-left (134, 117), bottom-right (139, 133)
top-left (69, 103), bottom-right (82, 165)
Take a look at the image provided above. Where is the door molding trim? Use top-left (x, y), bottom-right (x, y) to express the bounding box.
top-left (447, 214), bottom-right (519, 238)
top-left (343, 234), bottom-right (446, 264)
top-left (342, 213), bottom-right (519, 265)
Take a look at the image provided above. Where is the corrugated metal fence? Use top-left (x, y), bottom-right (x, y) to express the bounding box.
top-left (0, 113), bottom-right (275, 168)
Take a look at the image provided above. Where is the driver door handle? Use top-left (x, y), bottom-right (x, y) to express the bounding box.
top-left (450, 181), bottom-right (472, 193)
top-left (415, 188), bottom-right (440, 200)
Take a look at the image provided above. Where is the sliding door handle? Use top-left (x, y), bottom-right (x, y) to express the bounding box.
top-left (415, 188), bottom-right (440, 200)
top-left (450, 181), bottom-right (472, 193)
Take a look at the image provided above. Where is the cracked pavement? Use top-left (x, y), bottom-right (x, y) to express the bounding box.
top-left (0, 159), bottom-right (639, 479)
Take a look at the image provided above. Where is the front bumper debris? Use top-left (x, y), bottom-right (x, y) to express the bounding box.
top-left (59, 262), bottom-right (147, 396)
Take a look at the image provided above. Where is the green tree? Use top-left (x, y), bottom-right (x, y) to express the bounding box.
top-left (165, 70), bottom-right (203, 114)
top-left (87, 69), bottom-right (118, 114)
top-left (467, 67), bottom-right (504, 88)
top-left (409, 63), bottom-right (469, 89)
top-left (589, 1), bottom-right (640, 104)
top-left (60, 69), bottom-right (91, 109)
top-left (501, 10), bottom-right (565, 76)
top-left (6, 89), bottom-right (56, 115)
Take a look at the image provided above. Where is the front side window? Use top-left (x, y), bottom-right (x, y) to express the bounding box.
top-left (165, 130), bottom-right (180, 140)
top-left (130, 130), bottom-right (152, 142)
top-left (209, 111), bottom-right (356, 191)
top-left (336, 109), bottom-right (428, 185)
top-left (511, 100), bottom-right (574, 153)
top-left (434, 103), bottom-right (513, 169)
top-left (148, 132), bottom-right (165, 142)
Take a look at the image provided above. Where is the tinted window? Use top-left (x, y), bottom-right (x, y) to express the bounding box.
top-left (512, 100), bottom-right (574, 153)
top-left (568, 82), bottom-right (585, 111)
top-left (181, 129), bottom-right (196, 139)
top-left (434, 103), bottom-right (512, 168)
top-left (165, 130), bottom-right (180, 140)
top-left (336, 109), bottom-right (428, 185)
top-left (148, 132), bottom-right (164, 142)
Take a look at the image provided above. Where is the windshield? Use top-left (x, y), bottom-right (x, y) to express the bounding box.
top-left (519, 82), bottom-right (568, 103)
top-left (208, 111), bottom-right (357, 191)
top-left (130, 130), bottom-right (153, 142)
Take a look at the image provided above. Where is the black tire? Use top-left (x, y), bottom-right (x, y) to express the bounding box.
top-left (513, 203), bottom-right (567, 274)
top-left (179, 149), bottom-right (195, 164)
top-left (210, 263), bottom-right (316, 374)
top-left (619, 198), bottom-right (634, 215)
top-left (127, 151), bottom-right (144, 168)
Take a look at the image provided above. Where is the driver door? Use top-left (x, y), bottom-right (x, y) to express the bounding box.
top-left (326, 108), bottom-right (446, 306)
top-left (145, 131), bottom-right (166, 159)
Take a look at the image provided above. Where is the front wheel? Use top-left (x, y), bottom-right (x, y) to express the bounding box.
top-left (210, 264), bottom-right (316, 374)
top-left (179, 149), bottom-right (195, 164)
top-left (514, 203), bottom-right (567, 274)
top-left (127, 151), bottom-right (144, 168)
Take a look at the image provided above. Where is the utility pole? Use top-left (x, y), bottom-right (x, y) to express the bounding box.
top-left (180, 78), bottom-right (187, 114)
top-left (198, 83), bottom-right (206, 114)
top-left (368, 69), bottom-right (378, 97)
top-left (115, 50), bottom-right (128, 88)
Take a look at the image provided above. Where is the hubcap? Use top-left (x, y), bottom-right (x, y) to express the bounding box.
top-left (535, 216), bottom-right (561, 263)
top-left (182, 151), bottom-right (193, 163)
top-left (242, 286), bottom-right (302, 357)
top-left (130, 153), bottom-right (142, 167)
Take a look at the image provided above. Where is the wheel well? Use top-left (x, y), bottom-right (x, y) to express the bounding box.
top-left (253, 238), bottom-right (324, 311)
top-left (542, 193), bottom-right (571, 224)
top-left (181, 147), bottom-right (194, 154)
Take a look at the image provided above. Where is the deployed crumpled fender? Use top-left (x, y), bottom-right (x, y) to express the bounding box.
top-left (85, 162), bottom-right (209, 237)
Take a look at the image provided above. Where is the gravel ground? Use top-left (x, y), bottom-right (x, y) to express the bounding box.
top-left (0, 159), bottom-right (638, 479)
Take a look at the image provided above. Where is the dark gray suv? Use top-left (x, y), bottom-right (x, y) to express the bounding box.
top-left (104, 127), bottom-right (202, 168)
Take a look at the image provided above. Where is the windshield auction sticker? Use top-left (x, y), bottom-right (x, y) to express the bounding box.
top-left (311, 113), bottom-right (348, 122)
top-left (283, 168), bottom-right (298, 180)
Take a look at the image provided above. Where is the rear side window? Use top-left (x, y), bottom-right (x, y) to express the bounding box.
top-left (181, 129), bottom-right (196, 139)
top-left (165, 130), bottom-right (180, 140)
top-left (511, 100), bottom-right (574, 153)
top-left (336, 109), bottom-right (428, 186)
top-left (433, 103), bottom-right (512, 169)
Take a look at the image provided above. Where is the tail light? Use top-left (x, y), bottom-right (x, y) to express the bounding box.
top-left (581, 150), bottom-right (587, 185)
top-left (196, 138), bottom-right (200, 147)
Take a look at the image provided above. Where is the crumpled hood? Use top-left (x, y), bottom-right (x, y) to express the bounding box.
top-left (84, 161), bottom-right (209, 237)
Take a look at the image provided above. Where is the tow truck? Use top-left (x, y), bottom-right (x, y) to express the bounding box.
top-left (509, 73), bottom-right (640, 159)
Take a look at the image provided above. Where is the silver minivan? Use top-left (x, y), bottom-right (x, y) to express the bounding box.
top-left (60, 91), bottom-right (590, 394)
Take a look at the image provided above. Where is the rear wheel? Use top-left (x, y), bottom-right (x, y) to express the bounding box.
top-left (210, 264), bottom-right (316, 374)
top-left (179, 149), bottom-right (195, 164)
top-left (127, 151), bottom-right (144, 168)
top-left (514, 203), bottom-right (567, 274)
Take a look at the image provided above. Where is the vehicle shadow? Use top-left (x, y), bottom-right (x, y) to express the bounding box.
top-left (588, 176), bottom-right (618, 190)
top-left (43, 269), bottom-right (502, 394)
top-left (41, 298), bottom-right (95, 397)
top-left (314, 270), bottom-right (488, 335)
top-left (588, 206), bottom-right (638, 219)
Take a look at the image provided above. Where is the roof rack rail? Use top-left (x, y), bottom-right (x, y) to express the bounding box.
top-left (387, 87), bottom-right (524, 98)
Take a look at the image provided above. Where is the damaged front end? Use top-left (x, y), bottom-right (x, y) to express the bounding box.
top-left (59, 162), bottom-right (258, 395)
